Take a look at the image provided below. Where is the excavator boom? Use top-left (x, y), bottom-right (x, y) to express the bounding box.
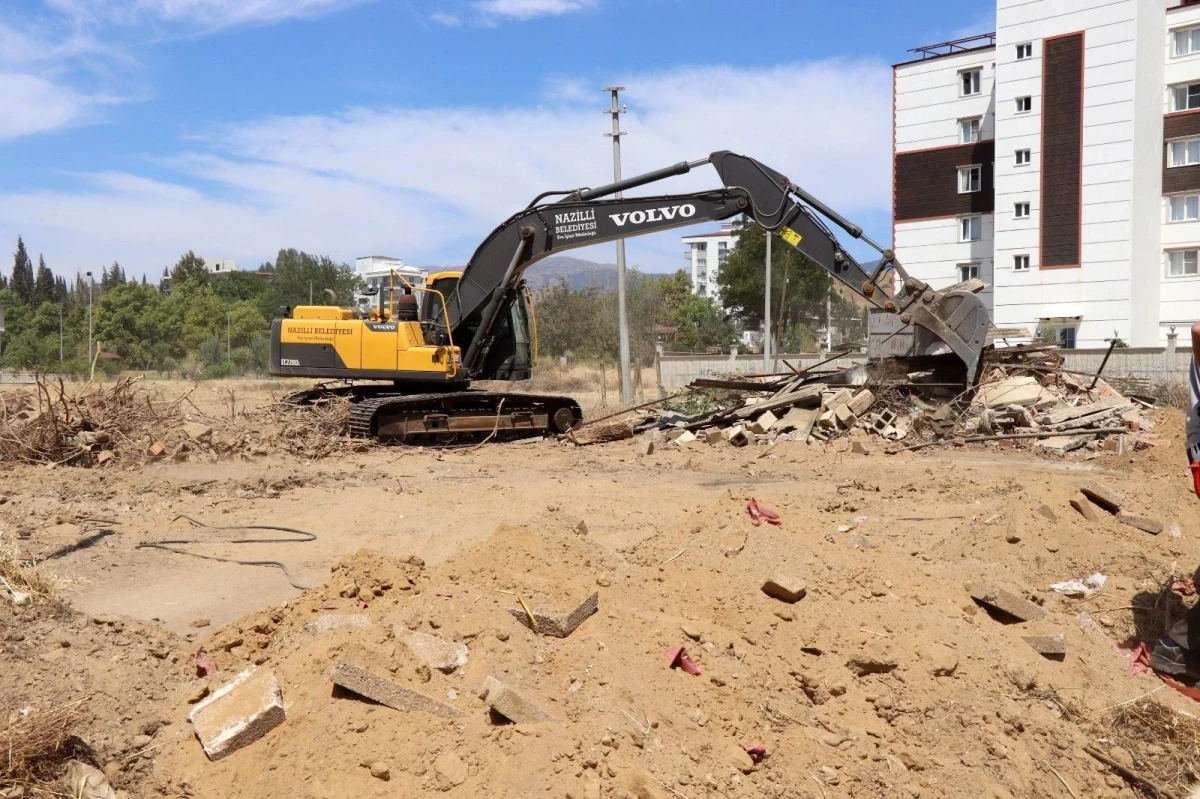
top-left (441, 151), bottom-right (990, 383)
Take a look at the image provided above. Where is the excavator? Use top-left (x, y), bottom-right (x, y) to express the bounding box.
top-left (269, 150), bottom-right (990, 443)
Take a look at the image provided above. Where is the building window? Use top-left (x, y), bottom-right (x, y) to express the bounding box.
top-left (1014, 254), bottom-right (1031, 271)
top-left (1015, 96), bottom-right (1032, 113)
top-left (1172, 83), bottom-right (1200, 112)
top-left (1169, 194), bottom-right (1200, 222)
top-left (957, 165), bottom-right (982, 193)
top-left (1168, 249), bottom-right (1200, 276)
top-left (1170, 138), bottom-right (1200, 167)
top-left (960, 68), bottom-right (981, 97)
top-left (1014, 202), bottom-right (1030, 219)
top-left (959, 215), bottom-right (981, 242)
top-left (1015, 148), bottom-right (1031, 166)
top-left (1058, 327), bottom-right (1076, 349)
top-left (958, 262), bottom-right (980, 282)
top-left (958, 117), bottom-right (981, 144)
top-left (1016, 43), bottom-right (1033, 60)
top-left (1175, 27), bottom-right (1200, 57)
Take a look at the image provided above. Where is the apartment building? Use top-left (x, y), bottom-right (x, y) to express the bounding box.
top-left (894, 0), bottom-right (1200, 348)
top-left (681, 222), bottom-right (738, 306)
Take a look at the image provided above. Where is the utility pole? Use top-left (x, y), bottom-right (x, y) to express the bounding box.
top-left (763, 231), bottom-right (772, 368)
top-left (604, 86), bottom-right (632, 404)
top-left (309, 280), bottom-right (313, 305)
top-left (85, 271), bottom-right (94, 363)
top-left (58, 304), bottom-right (63, 365)
top-left (227, 312), bottom-right (232, 362)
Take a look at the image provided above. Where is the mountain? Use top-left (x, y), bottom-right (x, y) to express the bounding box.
top-left (523, 256), bottom-right (635, 292)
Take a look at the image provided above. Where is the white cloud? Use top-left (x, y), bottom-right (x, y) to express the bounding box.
top-left (43, 0), bottom-right (375, 30)
top-left (0, 60), bottom-right (893, 278)
top-left (472, 0), bottom-right (595, 21)
top-left (430, 11), bottom-right (462, 26)
top-left (0, 73), bottom-right (91, 140)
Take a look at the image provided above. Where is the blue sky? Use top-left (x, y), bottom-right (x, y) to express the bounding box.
top-left (0, 0), bottom-right (995, 281)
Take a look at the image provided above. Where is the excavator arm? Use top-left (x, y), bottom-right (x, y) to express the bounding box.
top-left (440, 150), bottom-right (989, 382)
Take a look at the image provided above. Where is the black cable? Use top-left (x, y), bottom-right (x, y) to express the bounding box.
top-left (134, 514), bottom-right (317, 590)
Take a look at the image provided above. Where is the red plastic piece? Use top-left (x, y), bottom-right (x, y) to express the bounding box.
top-left (667, 646), bottom-right (702, 676)
top-left (747, 498), bottom-right (781, 526)
top-left (742, 744), bottom-right (767, 763)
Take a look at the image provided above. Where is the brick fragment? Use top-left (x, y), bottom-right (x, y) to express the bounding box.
top-left (1069, 496), bottom-right (1097, 522)
top-left (1022, 633), bottom-right (1066, 659)
top-left (1118, 514), bottom-right (1163, 535)
top-left (188, 667), bottom-right (286, 760)
top-left (331, 661), bottom-right (461, 718)
top-left (964, 581), bottom-right (1046, 622)
top-left (1080, 481), bottom-right (1123, 514)
top-left (507, 592), bottom-right (598, 638)
top-left (761, 575), bottom-right (806, 604)
top-left (477, 675), bottom-right (555, 723)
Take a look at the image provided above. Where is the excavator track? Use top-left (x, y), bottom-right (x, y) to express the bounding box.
top-left (343, 390), bottom-right (582, 444)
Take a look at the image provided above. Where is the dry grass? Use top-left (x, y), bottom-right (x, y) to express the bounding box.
top-left (0, 696), bottom-right (85, 791)
top-left (1104, 699), bottom-right (1200, 796)
top-left (0, 539), bottom-right (61, 603)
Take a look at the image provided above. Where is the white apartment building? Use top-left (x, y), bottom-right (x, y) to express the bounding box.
top-left (203, 257), bottom-right (237, 274)
top-left (681, 222), bottom-right (738, 306)
top-left (894, 0), bottom-right (1200, 348)
top-left (354, 255), bottom-right (426, 307)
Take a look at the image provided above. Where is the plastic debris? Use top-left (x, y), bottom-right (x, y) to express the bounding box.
top-left (742, 744), bottom-right (767, 763)
top-left (747, 498), bottom-right (781, 526)
top-left (667, 646), bottom-right (702, 676)
top-left (1049, 573), bottom-right (1107, 599)
top-left (194, 648), bottom-right (218, 677)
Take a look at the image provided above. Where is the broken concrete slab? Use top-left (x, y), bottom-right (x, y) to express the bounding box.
top-left (478, 675), bottom-right (555, 723)
top-left (1036, 435), bottom-right (1089, 453)
top-left (188, 667), bottom-right (286, 760)
top-left (1022, 633), bottom-right (1066, 659)
top-left (823, 388), bottom-right (853, 411)
top-left (974, 376), bottom-right (1046, 409)
top-left (847, 389), bottom-right (875, 417)
top-left (331, 661), bottom-right (462, 718)
top-left (1080, 481), bottom-right (1123, 514)
top-left (761, 575), bottom-right (806, 604)
top-left (964, 581), bottom-right (1047, 622)
top-left (302, 614), bottom-right (372, 635)
top-left (777, 406), bottom-right (819, 440)
top-left (1069, 496), bottom-right (1098, 523)
top-left (403, 630), bottom-right (468, 673)
top-left (1118, 514), bottom-right (1163, 535)
top-left (507, 592), bottom-right (598, 638)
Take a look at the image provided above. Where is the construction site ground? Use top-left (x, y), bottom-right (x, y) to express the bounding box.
top-left (4, 378), bottom-right (1200, 798)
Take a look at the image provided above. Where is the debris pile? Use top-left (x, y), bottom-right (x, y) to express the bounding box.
top-left (621, 346), bottom-right (1155, 458)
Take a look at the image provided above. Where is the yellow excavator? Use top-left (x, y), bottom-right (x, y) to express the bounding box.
top-left (270, 150), bottom-right (991, 443)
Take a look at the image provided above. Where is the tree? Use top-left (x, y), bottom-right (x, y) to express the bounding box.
top-left (94, 282), bottom-right (166, 369)
top-left (34, 255), bottom-right (55, 306)
top-left (716, 218), bottom-right (865, 351)
top-left (171, 251), bottom-right (209, 288)
top-left (10, 237), bottom-right (34, 303)
top-left (101, 262), bottom-right (126, 292)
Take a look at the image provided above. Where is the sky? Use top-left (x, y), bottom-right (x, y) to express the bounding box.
top-left (0, 0), bottom-right (996, 282)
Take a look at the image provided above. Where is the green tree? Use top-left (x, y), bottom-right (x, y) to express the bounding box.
top-left (93, 282), bottom-right (166, 369)
top-left (268, 249), bottom-right (359, 313)
top-left (10, 237), bottom-right (34, 303)
top-left (33, 255), bottom-right (55, 306)
top-left (171, 251), bottom-right (209, 288)
top-left (227, 299), bottom-right (268, 348)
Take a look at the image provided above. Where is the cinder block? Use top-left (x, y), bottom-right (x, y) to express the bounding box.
top-left (188, 667), bottom-right (286, 760)
top-left (748, 410), bottom-right (778, 435)
top-left (964, 581), bottom-right (1046, 622)
top-left (331, 661), bottom-right (462, 718)
top-left (847, 389), bottom-right (875, 417)
top-left (703, 428), bottom-right (723, 445)
top-left (726, 426), bottom-right (749, 447)
top-left (761, 575), bottom-right (806, 604)
top-left (833, 403), bottom-right (857, 428)
top-left (676, 430), bottom-right (697, 444)
top-left (507, 592), bottom-right (598, 638)
top-left (477, 675), bottom-right (555, 723)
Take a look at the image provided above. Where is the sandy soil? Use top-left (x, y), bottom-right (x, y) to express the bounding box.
top-left (3, 379), bottom-right (1199, 798)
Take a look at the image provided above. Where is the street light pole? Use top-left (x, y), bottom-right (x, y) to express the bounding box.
top-left (763, 231), bottom-right (772, 368)
top-left (227, 312), bottom-right (232, 362)
top-left (85, 271), bottom-right (94, 363)
top-left (58, 304), bottom-right (63, 365)
top-left (309, 280), bottom-right (313, 305)
top-left (604, 86), bottom-right (632, 404)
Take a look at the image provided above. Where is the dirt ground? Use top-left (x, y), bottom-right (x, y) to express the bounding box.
top-left (4, 378), bottom-right (1200, 798)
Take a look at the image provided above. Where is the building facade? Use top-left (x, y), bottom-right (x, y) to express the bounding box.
top-left (354, 255), bottom-right (427, 308)
top-left (203, 258), bottom-right (237, 274)
top-left (894, 0), bottom-right (1200, 348)
top-left (681, 222), bottom-right (739, 306)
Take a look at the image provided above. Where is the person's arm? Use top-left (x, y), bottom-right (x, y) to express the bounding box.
top-left (1192, 321), bottom-right (1200, 362)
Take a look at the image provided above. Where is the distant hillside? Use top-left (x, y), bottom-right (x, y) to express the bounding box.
top-left (524, 256), bottom-right (634, 292)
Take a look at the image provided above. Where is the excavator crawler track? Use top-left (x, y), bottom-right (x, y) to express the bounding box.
top-left (343, 390), bottom-right (583, 444)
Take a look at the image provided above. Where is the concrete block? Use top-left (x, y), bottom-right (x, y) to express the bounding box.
top-left (726, 425), bottom-right (749, 447)
top-left (851, 439), bottom-right (871, 456)
top-left (477, 675), bottom-right (555, 723)
top-left (188, 667), bottom-right (286, 760)
top-left (833, 403), bottom-right (857, 429)
top-left (507, 592), bottom-right (598, 638)
top-left (703, 428), bottom-right (723, 445)
top-left (663, 428), bottom-right (686, 442)
top-left (302, 614), bottom-right (372, 635)
top-left (964, 581), bottom-right (1047, 622)
top-left (675, 430), bottom-right (697, 445)
top-left (1022, 633), bottom-right (1066, 659)
top-left (638, 435), bottom-right (655, 457)
top-left (761, 575), bottom-right (807, 604)
top-left (403, 630), bottom-right (468, 673)
top-left (748, 410), bottom-right (777, 434)
top-left (1080, 481), bottom-right (1123, 514)
top-left (1118, 514), bottom-right (1163, 535)
top-left (1069, 497), bottom-right (1098, 523)
top-left (847, 389), bottom-right (875, 417)
top-left (331, 661), bottom-right (462, 718)
top-left (817, 409), bottom-right (836, 429)
top-left (975, 376), bottom-right (1045, 409)
top-left (822, 388), bottom-right (853, 411)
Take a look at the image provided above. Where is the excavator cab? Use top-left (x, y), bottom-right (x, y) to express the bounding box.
top-left (421, 271), bottom-right (534, 381)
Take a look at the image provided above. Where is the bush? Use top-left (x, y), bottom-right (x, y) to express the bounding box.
top-left (201, 362), bottom-right (239, 380)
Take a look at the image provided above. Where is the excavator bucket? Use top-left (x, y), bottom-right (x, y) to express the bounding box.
top-left (899, 283), bottom-right (990, 384)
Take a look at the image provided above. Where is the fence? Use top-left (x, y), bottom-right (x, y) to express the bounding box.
top-left (656, 341), bottom-right (1192, 391)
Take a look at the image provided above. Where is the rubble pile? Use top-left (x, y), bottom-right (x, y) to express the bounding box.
top-left (627, 346), bottom-right (1156, 458)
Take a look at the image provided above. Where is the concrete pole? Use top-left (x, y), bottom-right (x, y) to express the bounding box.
top-left (764, 231), bottom-right (772, 368)
top-left (605, 86), bottom-right (632, 404)
top-left (86, 271), bottom-right (94, 363)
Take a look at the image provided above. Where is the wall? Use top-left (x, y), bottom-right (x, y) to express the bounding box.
top-left (1161, 2), bottom-right (1200, 341)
